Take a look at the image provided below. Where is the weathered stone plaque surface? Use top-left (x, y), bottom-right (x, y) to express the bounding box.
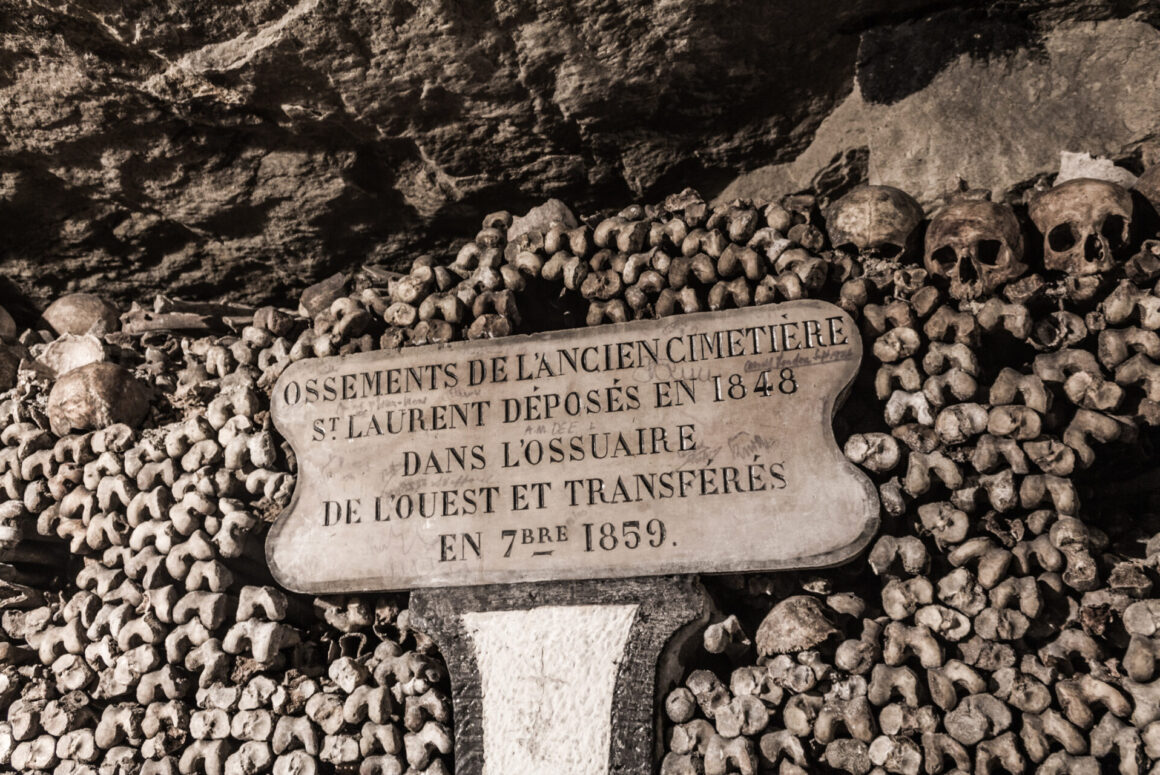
top-left (266, 300), bottom-right (878, 593)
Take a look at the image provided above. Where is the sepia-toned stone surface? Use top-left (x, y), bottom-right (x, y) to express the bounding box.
top-left (717, 19), bottom-right (1160, 207)
top-left (464, 604), bottom-right (638, 775)
top-left (2, 4), bottom-right (1159, 310)
top-left (267, 301), bottom-right (878, 592)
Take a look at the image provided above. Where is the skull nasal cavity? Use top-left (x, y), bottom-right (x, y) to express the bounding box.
top-left (977, 240), bottom-right (1002, 266)
top-left (1084, 233), bottom-right (1106, 262)
top-left (1048, 224), bottom-right (1077, 252)
top-left (957, 254), bottom-right (978, 282)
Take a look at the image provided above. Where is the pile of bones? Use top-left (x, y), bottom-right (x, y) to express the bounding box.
top-left (2, 163), bottom-right (1160, 775)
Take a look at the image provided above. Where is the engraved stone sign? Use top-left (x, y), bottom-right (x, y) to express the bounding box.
top-left (267, 300), bottom-right (878, 593)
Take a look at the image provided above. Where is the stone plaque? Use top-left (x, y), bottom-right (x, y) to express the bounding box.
top-left (266, 300), bottom-right (878, 593)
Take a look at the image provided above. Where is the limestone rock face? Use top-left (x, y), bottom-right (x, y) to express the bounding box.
top-left (46, 363), bottom-right (151, 436)
top-left (1, 2), bottom-right (1157, 307)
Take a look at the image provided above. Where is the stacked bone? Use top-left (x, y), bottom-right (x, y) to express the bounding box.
top-left (269, 252), bottom-right (527, 359)
top-left (655, 173), bottom-right (1160, 775)
top-left (4, 162), bottom-right (1160, 775)
top-left (461, 189), bottom-right (832, 326)
top-left (0, 293), bottom-right (454, 774)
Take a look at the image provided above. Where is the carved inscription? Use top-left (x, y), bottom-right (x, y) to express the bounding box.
top-left (266, 301), bottom-right (879, 593)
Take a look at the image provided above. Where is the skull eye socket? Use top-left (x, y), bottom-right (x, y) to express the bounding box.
top-left (977, 240), bottom-right (1003, 267)
top-left (1101, 215), bottom-right (1127, 249)
top-left (931, 246), bottom-right (957, 270)
top-left (1048, 224), bottom-right (1077, 253)
top-left (877, 243), bottom-right (903, 260)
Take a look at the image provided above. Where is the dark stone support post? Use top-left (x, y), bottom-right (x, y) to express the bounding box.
top-left (411, 576), bottom-right (709, 775)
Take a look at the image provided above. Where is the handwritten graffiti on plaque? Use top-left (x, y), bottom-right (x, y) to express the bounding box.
top-left (266, 301), bottom-right (878, 593)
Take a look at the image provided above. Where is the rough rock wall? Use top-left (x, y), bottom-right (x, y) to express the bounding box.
top-left (2, 1), bottom-right (1159, 313)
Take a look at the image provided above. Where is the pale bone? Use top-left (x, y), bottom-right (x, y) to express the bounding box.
top-left (972, 434), bottom-right (1028, 474)
top-left (844, 433), bottom-right (901, 473)
top-left (1012, 534), bottom-right (1063, 575)
top-left (345, 686), bottom-right (394, 726)
top-left (936, 568), bottom-right (987, 616)
top-left (875, 360), bottom-right (922, 399)
top-left (992, 667), bottom-right (1052, 713)
top-left (813, 696), bottom-right (876, 743)
top-left (880, 578), bottom-right (933, 621)
top-left (974, 731), bottom-right (1026, 775)
top-left (947, 537), bottom-right (1013, 588)
top-left (878, 704), bottom-right (939, 736)
top-left (1090, 713), bottom-right (1145, 774)
top-left (933, 403), bottom-right (988, 445)
top-left (1055, 674), bottom-right (1130, 728)
top-left (94, 703), bottom-right (145, 749)
top-left (402, 721), bottom-right (451, 769)
top-left (867, 665), bottom-right (920, 708)
top-left (882, 622), bottom-right (942, 668)
top-left (360, 722), bottom-right (403, 758)
top-left (825, 185), bottom-right (924, 261)
top-left (884, 390), bottom-right (934, 427)
top-left (822, 737), bottom-right (870, 775)
top-left (669, 719), bottom-right (715, 755)
top-left (185, 639), bottom-right (231, 687)
top-left (924, 305), bottom-right (979, 344)
top-left (758, 729), bottom-right (808, 769)
top-left (179, 738), bottom-right (233, 775)
top-left (137, 665), bottom-right (189, 704)
top-left (921, 731), bottom-right (970, 773)
top-left (868, 733), bottom-right (922, 775)
top-left (686, 669), bottom-right (731, 720)
top-left (903, 450), bottom-right (962, 496)
top-left (923, 369), bottom-right (977, 408)
top-left (704, 733), bottom-right (758, 775)
top-left (913, 605), bottom-right (970, 642)
top-left (943, 692), bottom-right (1012, 746)
top-left (867, 536), bottom-right (928, 578)
top-left (713, 694), bottom-right (769, 738)
top-left (173, 590), bottom-right (231, 630)
top-left (1103, 282), bottom-right (1160, 329)
top-left (1022, 709), bottom-right (1088, 761)
top-left (872, 328), bottom-right (921, 363)
top-left (1030, 177), bottom-right (1133, 276)
top-left (224, 740), bottom-right (273, 775)
top-left (917, 502), bottom-right (969, 547)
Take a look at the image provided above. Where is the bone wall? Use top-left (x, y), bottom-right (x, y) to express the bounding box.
top-left (4, 166), bottom-right (1160, 774)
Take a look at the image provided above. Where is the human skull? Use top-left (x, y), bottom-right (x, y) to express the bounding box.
top-left (825, 185), bottom-right (924, 261)
top-left (924, 197), bottom-right (1025, 300)
top-left (1029, 178), bottom-right (1133, 276)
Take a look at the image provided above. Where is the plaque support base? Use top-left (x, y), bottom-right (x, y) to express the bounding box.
top-left (410, 576), bottom-right (709, 775)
